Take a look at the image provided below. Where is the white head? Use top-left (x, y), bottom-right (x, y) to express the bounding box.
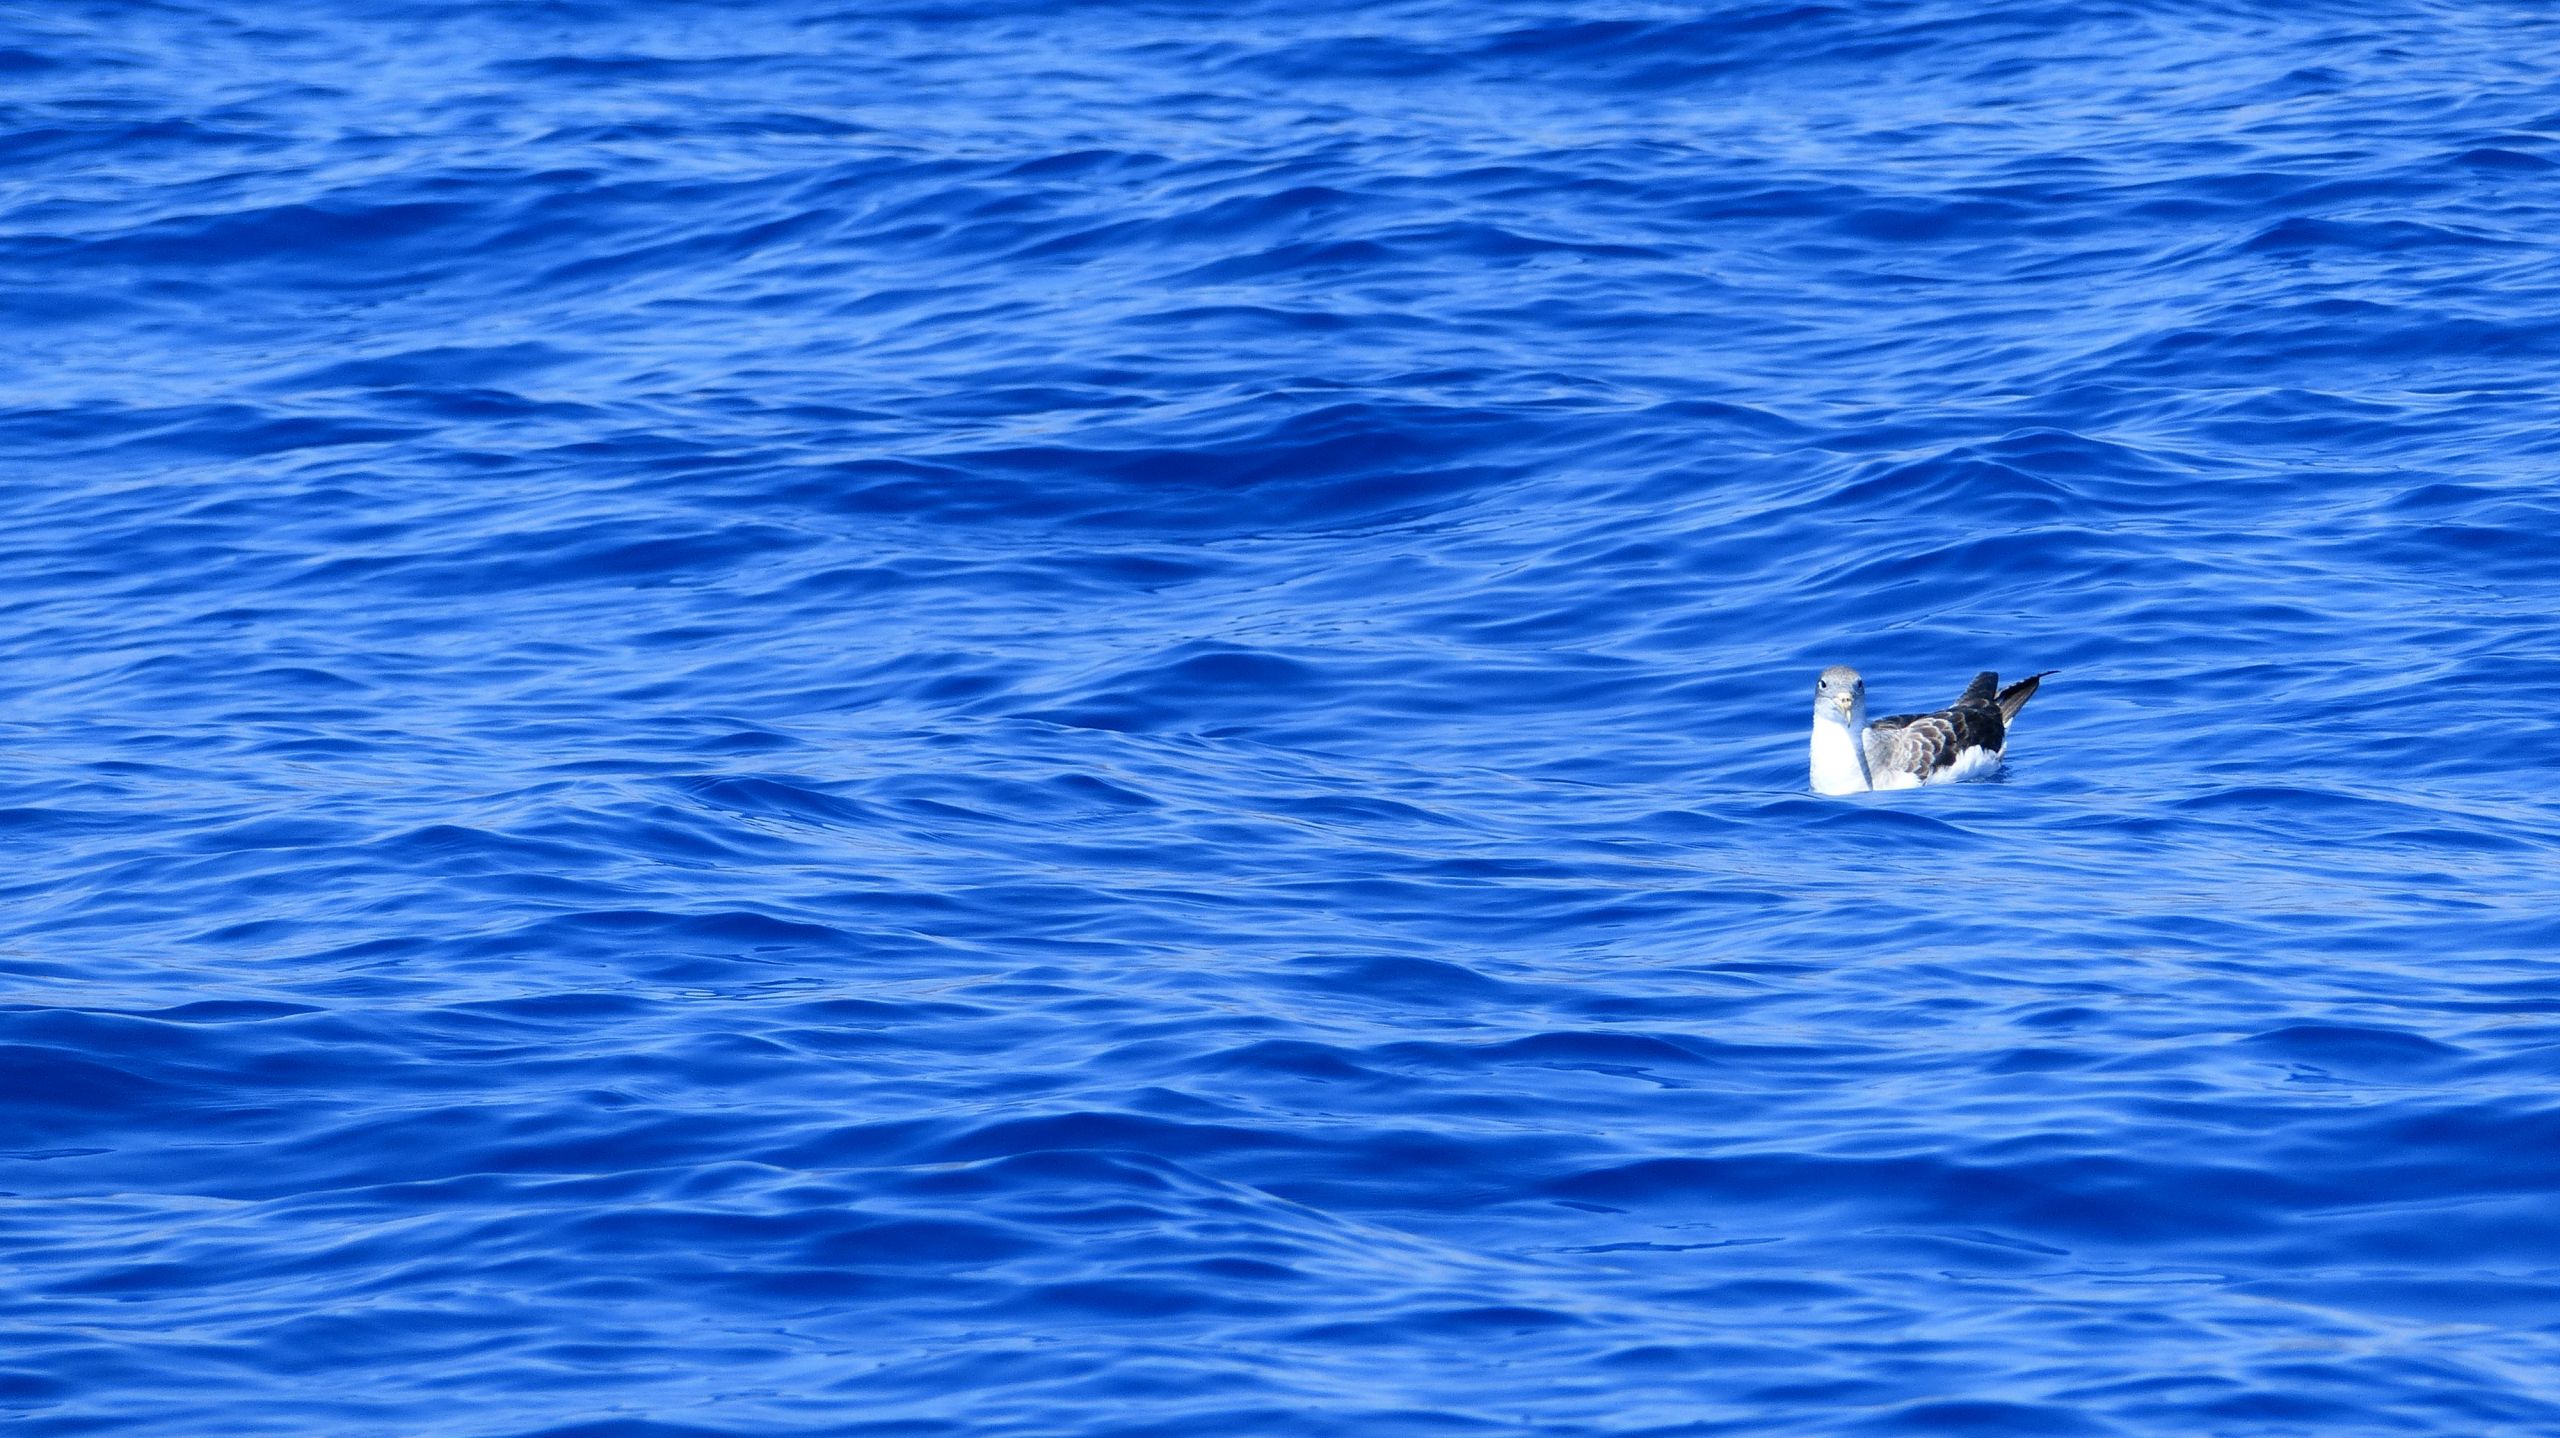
top-left (1814, 664), bottom-right (1866, 730)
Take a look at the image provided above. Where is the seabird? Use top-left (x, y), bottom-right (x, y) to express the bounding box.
top-left (1809, 665), bottom-right (2054, 795)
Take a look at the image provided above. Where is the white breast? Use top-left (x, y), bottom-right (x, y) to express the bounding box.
top-left (1808, 718), bottom-right (1871, 795)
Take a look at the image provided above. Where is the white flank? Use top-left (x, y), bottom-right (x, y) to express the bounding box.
top-left (1938, 744), bottom-right (2004, 784)
top-left (1868, 759), bottom-right (1923, 791)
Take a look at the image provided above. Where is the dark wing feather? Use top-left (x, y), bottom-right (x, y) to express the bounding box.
top-left (1865, 700), bottom-right (2006, 779)
top-left (1995, 670), bottom-right (2055, 721)
top-left (1954, 671), bottom-right (1999, 707)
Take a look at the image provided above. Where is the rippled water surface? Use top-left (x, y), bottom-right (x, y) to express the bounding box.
top-left (9, 2), bottom-right (2560, 1434)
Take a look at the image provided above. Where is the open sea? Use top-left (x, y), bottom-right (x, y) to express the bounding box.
top-left (10, 2), bottom-right (2560, 1434)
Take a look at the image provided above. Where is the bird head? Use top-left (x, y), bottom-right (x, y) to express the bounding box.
top-left (1815, 665), bottom-right (1865, 727)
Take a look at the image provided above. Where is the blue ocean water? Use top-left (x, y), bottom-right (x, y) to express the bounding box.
top-left (8, 1), bottom-right (2560, 1433)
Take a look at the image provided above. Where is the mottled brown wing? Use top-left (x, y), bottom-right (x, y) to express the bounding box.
top-left (1865, 702), bottom-right (2006, 781)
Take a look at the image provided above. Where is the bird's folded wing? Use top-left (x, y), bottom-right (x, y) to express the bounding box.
top-left (1867, 706), bottom-right (2003, 777)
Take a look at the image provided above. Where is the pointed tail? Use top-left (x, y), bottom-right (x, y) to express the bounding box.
top-left (1996, 670), bottom-right (2057, 722)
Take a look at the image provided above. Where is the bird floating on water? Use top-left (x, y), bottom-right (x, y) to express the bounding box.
top-left (1809, 666), bottom-right (2054, 795)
